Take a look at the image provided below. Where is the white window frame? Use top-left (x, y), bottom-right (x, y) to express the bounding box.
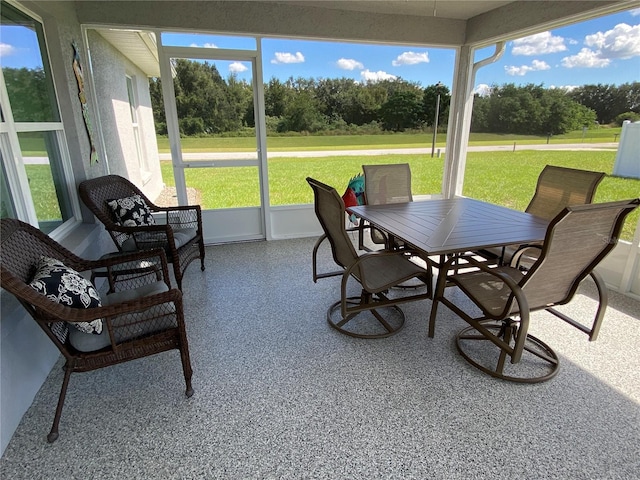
top-left (0, 1), bottom-right (82, 239)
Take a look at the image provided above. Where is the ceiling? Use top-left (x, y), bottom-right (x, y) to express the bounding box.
top-left (284, 1), bottom-right (513, 20)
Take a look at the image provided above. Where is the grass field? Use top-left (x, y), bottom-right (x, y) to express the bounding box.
top-left (155, 149), bottom-right (639, 241)
top-left (23, 127), bottom-right (638, 240)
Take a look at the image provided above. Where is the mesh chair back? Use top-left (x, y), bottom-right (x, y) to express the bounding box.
top-left (521, 199), bottom-right (639, 309)
top-left (362, 164), bottom-right (413, 205)
top-left (525, 165), bottom-right (605, 220)
top-left (307, 178), bottom-right (360, 273)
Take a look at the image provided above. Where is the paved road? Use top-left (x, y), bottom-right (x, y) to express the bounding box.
top-left (158, 142), bottom-right (619, 161)
top-left (23, 143), bottom-right (619, 164)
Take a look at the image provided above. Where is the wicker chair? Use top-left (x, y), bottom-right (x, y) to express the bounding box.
top-left (479, 165), bottom-right (606, 265)
top-left (307, 177), bottom-right (432, 339)
top-left (78, 175), bottom-right (205, 289)
top-left (359, 163), bottom-right (413, 251)
top-left (0, 218), bottom-right (194, 442)
top-left (429, 199), bottom-right (640, 383)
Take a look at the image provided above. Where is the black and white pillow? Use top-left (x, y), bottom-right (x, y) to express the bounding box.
top-left (107, 194), bottom-right (156, 227)
top-left (29, 257), bottom-right (103, 334)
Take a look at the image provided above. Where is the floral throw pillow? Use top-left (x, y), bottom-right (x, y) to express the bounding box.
top-left (29, 257), bottom-right (103, 334)
top-left (107, 194), bottom-right (156, 227)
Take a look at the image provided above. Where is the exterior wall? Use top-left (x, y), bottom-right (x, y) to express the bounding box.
top-left (1, 0), bottom-right (93, 456)
top-left (86, 30), bottom-right (164, 199)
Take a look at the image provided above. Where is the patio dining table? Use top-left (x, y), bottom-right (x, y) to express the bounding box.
top-left (347, 197), bottom-right (548, 259)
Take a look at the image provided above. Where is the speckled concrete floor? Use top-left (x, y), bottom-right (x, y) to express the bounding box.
top-left (1, 237), bottom-right (639, 479)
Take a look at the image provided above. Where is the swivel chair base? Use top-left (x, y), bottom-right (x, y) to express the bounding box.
top-left (455, 320), bottom-right (559, 383)
top-left (327, 297), bottom-right (405, 339)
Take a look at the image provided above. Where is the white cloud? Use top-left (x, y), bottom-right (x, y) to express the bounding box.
top-left (391, 51), bottom-right (429, 66)
top-left (584, 23), bottom-right (640, 59)
top-left (0, 43), bottom-right (17, 57)
top-left (561, 23), bottom-right (640, 69)
top-left (271, 51), bottom-right (305, 64)
top-left (360, 69), bottom-right (397, 82)
top-left (190, 42), bottom-right (218, 48)
top-left (229, 62), bottom-right (248, 73)
top-left (561, 47), bottom-right (611, 68)
top-left (630, 8), bottom-right (640, 16)
top-left (473, 84), bottom-right (492, 96)
top-left (504, 59), bottom-right (550, 76)
top-left (512, 31), bottom-right (567, 56)
top-left (336, 58), bottom-right (364, 70)
top-left (549, 85), bottom-right (579, 92)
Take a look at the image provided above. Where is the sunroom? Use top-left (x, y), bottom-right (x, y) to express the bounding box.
top-left (1, 0), bottom-right (638, 472)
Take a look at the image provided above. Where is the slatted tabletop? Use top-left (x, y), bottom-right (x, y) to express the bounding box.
top-left (348, 197), bottom-right (548, 256)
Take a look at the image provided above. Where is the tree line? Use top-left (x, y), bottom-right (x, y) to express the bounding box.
top-left (149, 60), bottom-right (639, 136)
top-left (3, 61), bottom-right (637, 137)
top-left (149, 59), bottom-right (452, 136)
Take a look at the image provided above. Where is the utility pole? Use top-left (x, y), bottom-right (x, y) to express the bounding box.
top-left (431, 82), bottom-right (443, 158)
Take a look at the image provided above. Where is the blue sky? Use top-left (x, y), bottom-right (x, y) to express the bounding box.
top-left (2, 7), bottom-right (638, 93)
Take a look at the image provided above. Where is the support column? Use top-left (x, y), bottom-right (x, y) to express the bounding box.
top-left (442, 43), bottom-right (504, 198)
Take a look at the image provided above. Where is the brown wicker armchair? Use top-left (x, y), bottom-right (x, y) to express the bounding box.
top-left (0, 218), bottom-right (194, 442)
top-left (429, 199), bottom-right (640, 383)
top-left (307, 177), bottom-right (432, 339)
top-left (78, 175), bottom-right (205, 289)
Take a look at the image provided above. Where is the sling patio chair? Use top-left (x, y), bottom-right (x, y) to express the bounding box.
top-left (307, 177), bottom-right (432, 339)
top-left (477, 165), bottom-right (606, 266)
top-left (0, 218), bottom-right (194, 442)
top-left (79, 174), bottom-right (205, 290)
top-left (428, 198), bottom-right (640, 383)
top-left (358, 163), bottom-right (413, 251)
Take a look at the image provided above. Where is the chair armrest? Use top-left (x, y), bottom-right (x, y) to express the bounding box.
top-left (510, 244), bottom-right (543, 269)
top-left (312, 233), bottom-right (345, 281)
top-left (148, 204), bottom-right (202, 231)
top-left (89, 249), bottom-right (171, 293)
top-left (5, 278), bottom-right (179, 325)
top-left (148, 203), bottom-right (201, 214)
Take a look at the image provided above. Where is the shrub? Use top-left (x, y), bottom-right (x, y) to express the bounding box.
top-left (615, 111), bottom-right (640, 126)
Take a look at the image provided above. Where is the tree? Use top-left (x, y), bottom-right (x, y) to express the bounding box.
top-left (264, 77), bottom-right (289, 118)
top-left (3, 67), bottom-right (57, 122)
top-left (471, 93), bottom-right (490, 132)
top-left (470, 83), bottom-right (596, 135)
top-left (615, 111), bottom-right (640, 125)
top-left (148, 77), bottom-right (166, 133)
top-left (278, 92), bottom-right (325, 133)
top-left (569, 83), bottom-right (638, 124)
top-left (422, 83), bottom-right (451, 127)
top-left (379, 90), bottom-right (422, 131)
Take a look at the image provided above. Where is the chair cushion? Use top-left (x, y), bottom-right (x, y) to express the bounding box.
top-left (121, 228), bottom-right (197, 252)
top-left (68, 281), bottom-right (171, 352)
top-left (107, 194), bottom-right (156, 227)
top-left (29, 257), bottom-right (103, 334)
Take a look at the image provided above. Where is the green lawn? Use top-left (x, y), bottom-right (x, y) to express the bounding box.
top-left (24, 128), bottom-right (638, 241)
top-left (159, 149), bottom-right (639, 241)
